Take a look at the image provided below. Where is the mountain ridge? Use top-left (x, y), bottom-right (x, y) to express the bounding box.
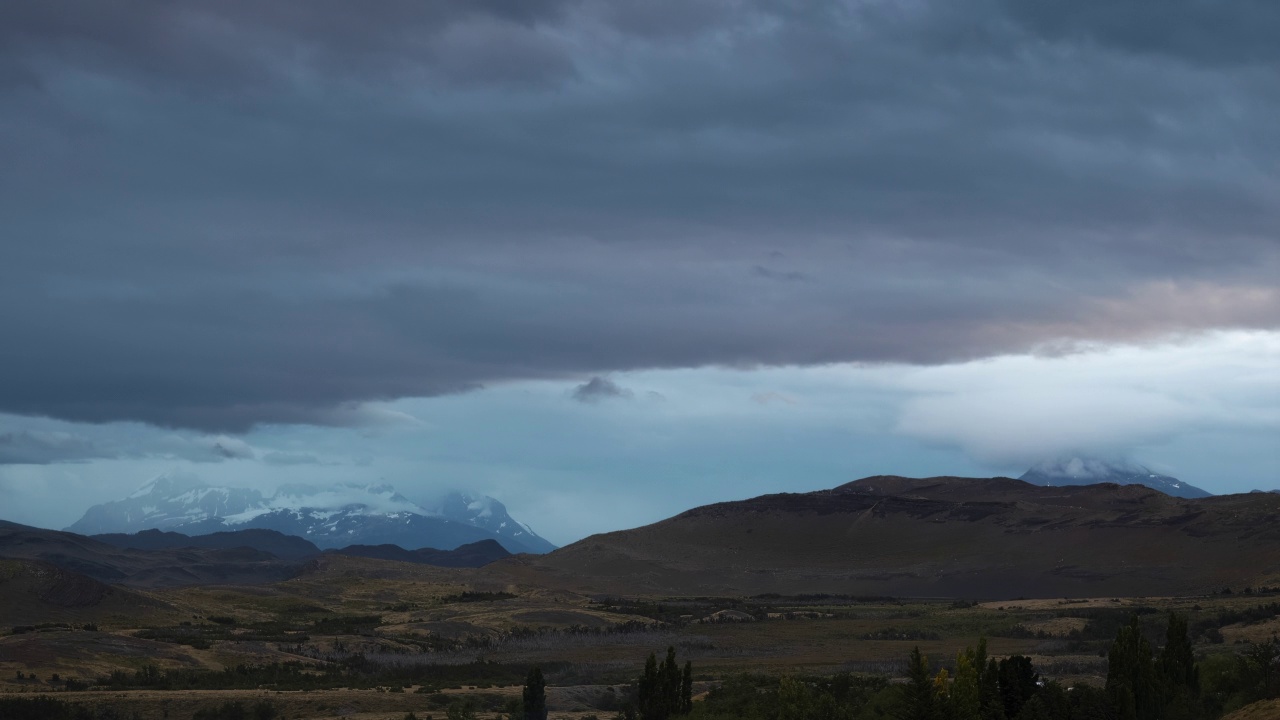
top-left (66, 476), bottom-right (555, 555)
top-left (489, 475), bottom-right (1280, 598)
top-left (0, 519), bottom-right (306, 588)
top-left (327, 539), bottom-right (512, 568)
top-left (90, 528), bottom-right (321, 561)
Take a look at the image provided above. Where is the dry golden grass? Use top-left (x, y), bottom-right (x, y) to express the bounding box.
top-left (1222, 698), bottom-right (1280, 720)
top-left (1221, 617), bottom-right (1280, 644)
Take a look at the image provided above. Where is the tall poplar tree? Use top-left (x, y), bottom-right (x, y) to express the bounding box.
top-left (681, 661), bottom-right (693, 714)
top-left (637, 647), bottom-right (693, 720)
top-left (1107, 616), bottom-right (1158, 720)
top-left (899, 646), bottom-right (938, 720)
top-left (1158, 612), bottom-right (1200, 720)
top-left (522, 667), bottom-right (547, 720)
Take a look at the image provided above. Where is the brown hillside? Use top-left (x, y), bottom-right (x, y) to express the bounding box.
top-left (489, 476), bottom-right (1280, 598)
top-left (0, 520), bottom-right (306, 588)
top-left (0, 558), bottom-right (172, 626)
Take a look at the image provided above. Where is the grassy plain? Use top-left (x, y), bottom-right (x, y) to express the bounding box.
top-left (3, 555), bottom-right (1279, 719)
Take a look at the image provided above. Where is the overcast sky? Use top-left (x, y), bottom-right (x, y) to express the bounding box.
top-left (1, 1), bottom-right (1277, 544)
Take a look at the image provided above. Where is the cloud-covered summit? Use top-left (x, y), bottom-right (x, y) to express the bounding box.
top-left (1, 0), bottom-right (1276, 431)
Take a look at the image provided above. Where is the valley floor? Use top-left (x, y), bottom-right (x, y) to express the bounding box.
top-left (4, 559), bottom-right (1280, 719)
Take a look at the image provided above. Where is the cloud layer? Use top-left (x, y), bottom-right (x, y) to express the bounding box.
top-left (1, 0), bottom-right (1277, 431)
top-left (894, 331), bottom-right (1280, 466)
top-left (6, 330), bottom-right (1277, 541)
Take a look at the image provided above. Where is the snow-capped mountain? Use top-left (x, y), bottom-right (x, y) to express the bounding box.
top-left (426, 492), bottom-right (557, 554)
top-left (69, 474), bottom-right (269, 533)
top-left (1019, 457), bottom-right (1211, 499)
top-left (65, 476), bottom-right (555, 554)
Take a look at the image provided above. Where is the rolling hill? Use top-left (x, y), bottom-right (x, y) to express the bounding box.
top-left (0, 520), bottom-right (306, 588)
top-left (491, 475), bottom-right (1280, 598)
top-left (0, 557), bottom-right (181, 628)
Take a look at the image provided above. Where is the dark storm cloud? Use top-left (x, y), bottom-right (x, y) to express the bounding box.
top-left (1, 0), bottom-right (1277, 431)
top-left (997, 0), bottom-right (1280, 66)
top-left (572, 377), bottom-right (632, 403)
top-left (0, 0), bottom-right (577, 91)
top-left (0, 415), bottom-right (264, 465)
top-left (0, 431), bottom-right (107, 465)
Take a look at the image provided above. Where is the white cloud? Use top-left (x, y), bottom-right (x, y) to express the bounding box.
top-left (891, 330), bottom-right (1280, 466)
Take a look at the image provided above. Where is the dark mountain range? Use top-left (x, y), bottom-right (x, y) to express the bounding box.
top-left (67, 476), bottom-right (554, 555)
top-left (91, 528), bottom-right (320, 561)
top-left (492, 475), bottom-right (1280, 599)
top-left (0, 520), bottom-right (305, 588)
top-left (328, 539), bottom-right (512, 568)
top-left (4, 519), bottom-right (511, 586)
top-left (1019, 456), bottom-right (1211, 499)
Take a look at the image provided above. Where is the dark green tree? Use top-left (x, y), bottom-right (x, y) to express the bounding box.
top-left (950, 649), bottom-right (981, 720)
top-left (899, 646), bottom-right (938, 720)
top-left (638, 647), bottom-right (692, 720)
top-left (639, 652), bottom-right (661, 720)
top-left (1012, 695), bottom-right (1051, 720)
top-left (979, 658), bottom-right (1006, 720)
top-left (661, 646), bottom-right (680, 719)
top-left (1107, 616), bottom-right (1159, 720)
top-left (1250, 640), bottom-right (1280, 700)
top-left (777, 675), bottom-right (813, 720)
top-left (997, 656), bottom-right (1039, 720)
top-left (681, 660), bottom-right (693, 714)
top-left (1158, 612), bottom-right (1200, 719)
top-left (1028, 682), bottom-right (1071, 720)
top-left (1159, 613), bottom-right (1197, 691)
top-left (522, 666), bottom-right (548, 720)
top-left (1066, 683), bottom-right (1116, 720)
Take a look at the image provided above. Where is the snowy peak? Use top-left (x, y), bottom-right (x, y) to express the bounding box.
top-left (127, 473), bottom-right (210, 499)
top-left (1019, 456), bottom-right (1212, 499)
top-left (70, 473), bottom-right (267, 535)
top-left (425, 491), bottom-right (556, 555)
top-left (66, 478), bottom-right (556, 554)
